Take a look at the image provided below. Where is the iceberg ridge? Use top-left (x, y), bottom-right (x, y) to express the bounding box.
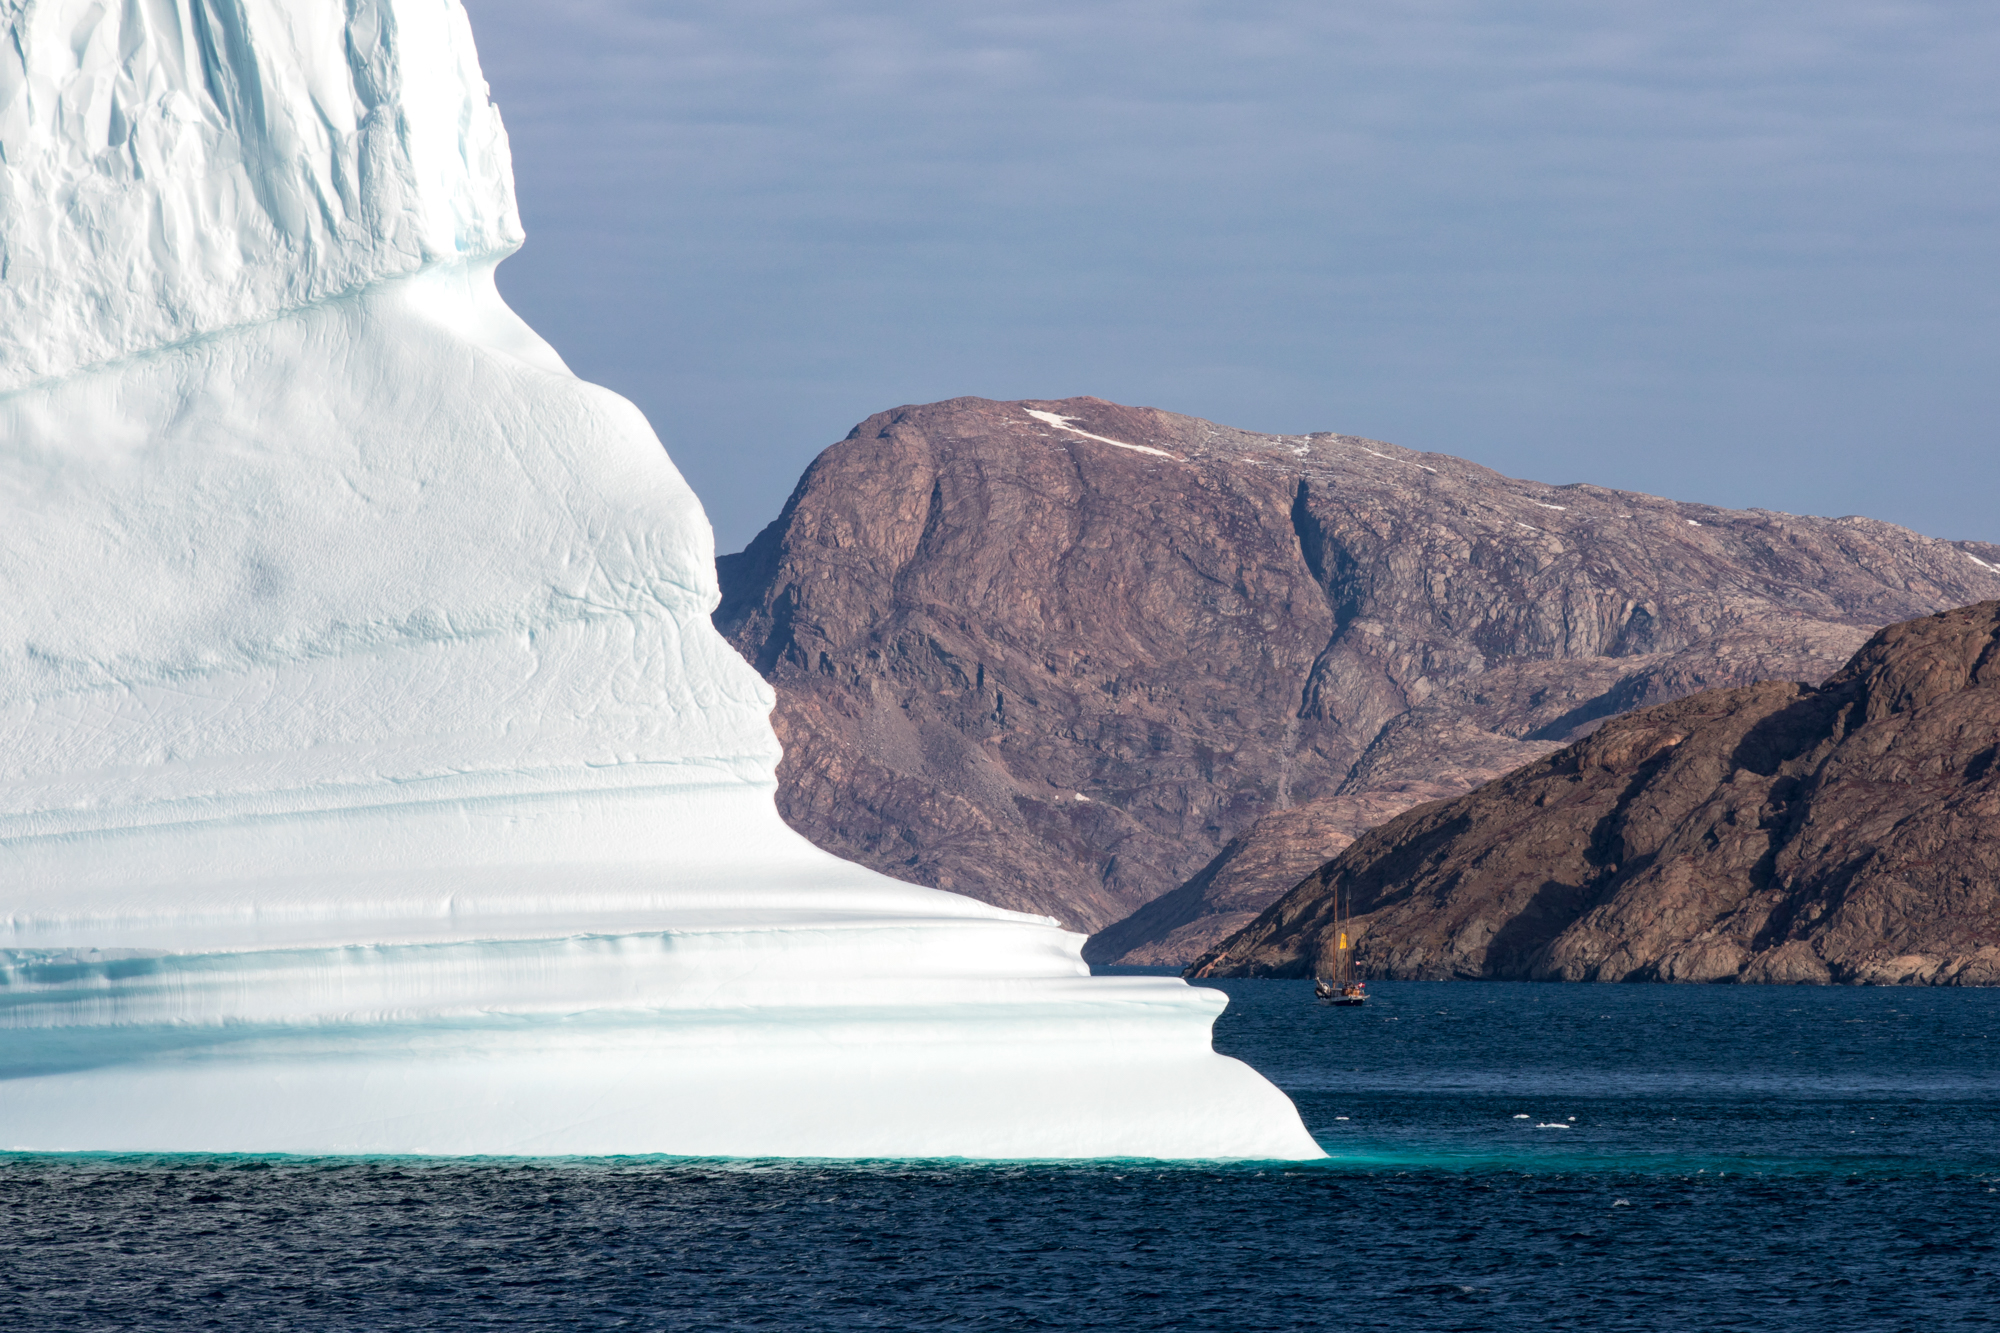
top-left (0, 0), bottom-right (518, 391)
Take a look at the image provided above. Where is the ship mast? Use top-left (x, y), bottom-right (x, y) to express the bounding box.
top-left (1333, 878), bottom-right (1349, 986)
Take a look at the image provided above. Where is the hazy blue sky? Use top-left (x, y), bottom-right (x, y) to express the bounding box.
top-left (465, 1), bottom-right (1998, 554)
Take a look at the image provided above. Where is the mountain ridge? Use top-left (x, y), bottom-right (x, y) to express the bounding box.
top-left (716, 394), bottom-right (2000, 937)
top-left (1189, 601), bottom-right (2000, 986)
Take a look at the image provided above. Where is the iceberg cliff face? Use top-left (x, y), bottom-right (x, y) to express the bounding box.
top-left (0, 0), bottom-right (518, 390)
top-left (0, 0), bottom-right (1320, 1158)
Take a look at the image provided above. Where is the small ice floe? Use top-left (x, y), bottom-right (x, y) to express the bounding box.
top-left (1536, 1123), bottom-right (1570, 1129)
top-left (1023, 410), bottom-right (1177, 459)
top-left (1334, 1116), bottom-right (1350, 1121)
top-left (1513, 1114), bottom-right (1531, 1120)
top-left (1612, 1199), bottom-right (1630, 1207)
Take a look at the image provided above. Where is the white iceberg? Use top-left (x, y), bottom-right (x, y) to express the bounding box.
top-left (0, 0), bottom-right (1320, 1159)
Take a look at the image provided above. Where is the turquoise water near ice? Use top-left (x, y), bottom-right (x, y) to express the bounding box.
top-left (4, 979), bottom-right (1996, 1329)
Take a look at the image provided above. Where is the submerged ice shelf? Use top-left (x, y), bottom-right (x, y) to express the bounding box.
top-left (0, 0), bottom-right (1320, 1158)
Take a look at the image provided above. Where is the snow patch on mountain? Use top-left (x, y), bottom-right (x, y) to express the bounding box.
top-left (1024, 409), bottom-right (1178, 459)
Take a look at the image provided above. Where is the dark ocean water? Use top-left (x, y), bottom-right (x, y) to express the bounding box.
top-left (5, 978), bottom-right (1997, 1331)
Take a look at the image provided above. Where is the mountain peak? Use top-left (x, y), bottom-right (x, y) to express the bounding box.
top-left (715, 394), bottom-right (2000, 942)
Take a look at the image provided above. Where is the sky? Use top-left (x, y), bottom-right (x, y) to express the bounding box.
top-left (464, 0), bottom-right (1999, 555)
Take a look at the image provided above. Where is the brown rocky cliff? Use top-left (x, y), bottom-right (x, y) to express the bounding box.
top-left (716, 394), bottom-right (2000, 934)
top-left (1190, 602), bottom-right (2000, 986)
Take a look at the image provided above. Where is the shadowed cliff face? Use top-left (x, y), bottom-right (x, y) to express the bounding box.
top-left (1191, 602), bottom-right (2000, 986)
top-left (715, 395), bottom-right (2000, 935)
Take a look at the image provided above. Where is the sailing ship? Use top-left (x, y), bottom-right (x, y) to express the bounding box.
top-left (1314, 878), bottom-right (1368, 1006)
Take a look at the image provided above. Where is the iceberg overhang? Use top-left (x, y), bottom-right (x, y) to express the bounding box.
top-left (0, 0), bottom-right (1322, 1159)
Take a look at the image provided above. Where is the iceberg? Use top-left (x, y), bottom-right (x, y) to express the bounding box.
top-left (0, 0), bottom-right (1321, 1159)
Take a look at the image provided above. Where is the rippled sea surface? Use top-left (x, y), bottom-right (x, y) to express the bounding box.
top-left (5, 979), bottom-right (1998, 1330)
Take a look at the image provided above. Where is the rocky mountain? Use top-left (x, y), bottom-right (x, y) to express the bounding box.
top-left (1190, 602), bottom-right (2000, 987)
top-left (715, 395), bottom-right (2000, 937)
